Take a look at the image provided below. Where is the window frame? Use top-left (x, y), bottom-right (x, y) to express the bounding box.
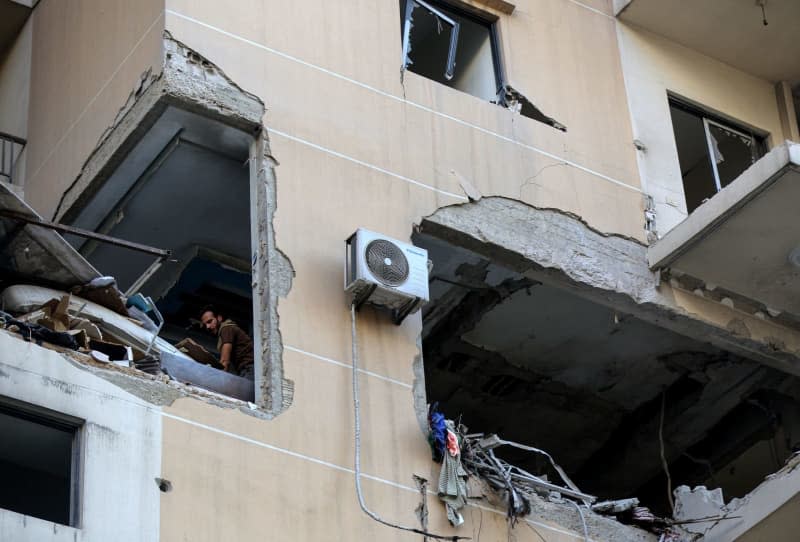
top-left (668, 96), bottom-right (767, 206)
top-left (0, 396), bottom-right (84, 527)
top-left (702, 117), bottom-right (760, 192)
top-left (400, 0), bottom-right (506, 100)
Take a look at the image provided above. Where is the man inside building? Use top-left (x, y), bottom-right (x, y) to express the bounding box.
top-left (199, 305), bottom-right (255, 380)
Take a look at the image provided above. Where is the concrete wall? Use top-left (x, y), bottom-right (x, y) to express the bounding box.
top-left (0, 332), bottom-right (162, 542)
top-left (156, 0), bottom-right (650, 540)
top-left (616, 23), bottom-right (788, 235)
top-left (5, 0), bottom-right (796, 540)
top-left (22, 0), bottom-right (164, 217)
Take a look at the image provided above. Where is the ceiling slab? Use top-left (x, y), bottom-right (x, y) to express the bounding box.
top-left (617, 0), bottom-right (800, 85)
top-left (418, 231), bottom-right (800, 509)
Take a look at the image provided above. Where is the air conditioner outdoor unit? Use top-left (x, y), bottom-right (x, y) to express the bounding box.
top-left (345, 228), bottom-right (430, 324)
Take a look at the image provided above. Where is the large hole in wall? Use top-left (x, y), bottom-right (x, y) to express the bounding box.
top-left (59, 106), bottom-right (259, 397)
top-left (414, 232), bottom-right (800, 514)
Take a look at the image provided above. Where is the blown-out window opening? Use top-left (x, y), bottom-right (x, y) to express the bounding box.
top-left (668, 97), bottom-right (767, 213)
top-left (400, 0), bottom-right (503, 102)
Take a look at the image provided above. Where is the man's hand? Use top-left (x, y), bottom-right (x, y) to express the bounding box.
top-left (220, 342), bottom-right (233, 371)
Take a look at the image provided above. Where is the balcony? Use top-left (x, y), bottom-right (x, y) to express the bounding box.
top-left (615, 0), bottom-right (800, 85)
top-left (649, 141), bottom-right (800, 317)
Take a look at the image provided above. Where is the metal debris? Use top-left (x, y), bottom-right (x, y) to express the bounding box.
top-left (592, 498), bottom-right (640, 514)
top-left (459, 431), bottom-right (596, 522)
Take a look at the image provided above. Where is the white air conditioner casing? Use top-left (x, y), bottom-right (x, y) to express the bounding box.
top-left (345, 228), bottom-right (429, 322)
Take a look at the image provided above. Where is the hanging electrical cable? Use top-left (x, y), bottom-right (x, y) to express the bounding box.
top-left (570, 501), bottom-right (590, 542)
top-left (349, 303), bottom-right (469, 541)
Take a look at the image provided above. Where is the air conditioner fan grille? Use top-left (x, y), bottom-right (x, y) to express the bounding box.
top-left (365, 239), bottom-right (409, 287)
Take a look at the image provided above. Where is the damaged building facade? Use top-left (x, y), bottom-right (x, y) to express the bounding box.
top-left (0, 0), bottom-right (799, 540)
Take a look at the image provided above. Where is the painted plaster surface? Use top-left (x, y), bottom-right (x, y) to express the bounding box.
top-left (155, 0), bottom-right (655, 540)
top-left (0, 331), bottom-right (162, 542)
top-left (23, 0), bottom-right (164, 216)
top-left (616, 23), bottom-right (787, 235)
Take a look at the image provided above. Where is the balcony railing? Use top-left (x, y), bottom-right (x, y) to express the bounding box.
top-left (0, 131), bottom-right (25, 184)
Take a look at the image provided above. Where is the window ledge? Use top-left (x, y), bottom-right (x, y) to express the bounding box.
top-left (2, 329), bottom-right (268, 417)
top-left (0, 508), bottom-right (80, 539)
top-left (461, 0), bottom-right (515, 15)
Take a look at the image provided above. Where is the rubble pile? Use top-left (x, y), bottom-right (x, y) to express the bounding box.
top-left (0, 278), bottom-right (253, 401)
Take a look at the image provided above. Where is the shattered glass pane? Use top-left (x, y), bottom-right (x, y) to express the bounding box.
top-left (707, 123), bottom-right (759, 188)
top-left (400, 0), bottom-right (498, 101)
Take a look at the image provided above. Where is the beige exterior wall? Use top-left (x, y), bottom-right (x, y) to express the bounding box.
top-left (23, 0), bottom-right (164, 217)
top-left (617, 23), bottom-right (788, 235)
top-left (2, 0), bottom-right (798, 539)
top-left (156, 0), bottom-right (649, 540)
top-left (3, 1), bottom-right (796, 540)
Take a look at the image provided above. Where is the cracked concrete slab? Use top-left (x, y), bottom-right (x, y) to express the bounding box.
top-left (418, 197), bottom-right (800, 377)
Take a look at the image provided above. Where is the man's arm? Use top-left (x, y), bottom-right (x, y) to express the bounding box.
top-left (219, 342), bottom-right (233, 370)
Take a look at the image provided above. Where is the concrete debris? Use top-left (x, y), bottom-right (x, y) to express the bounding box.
top-left (672, 485), bottom-right (724, 535)
top-left (500, 84), bottom-right (567, 131)
top-left (592, 498), bottom-right (640, 514)
top-left (461, 431), bottom-right (596, 520)
top-left (632, 507), bottom-right (657, 522)
top-left (449, 169), bottom-right (482, 202)
top-left (0, 280), bottom-right (255, 402)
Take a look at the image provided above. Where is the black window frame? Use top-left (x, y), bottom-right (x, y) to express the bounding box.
top-left (400, 0), bottom-right (507, 101)
top-left (0, 396), bottom-right (83, 527)
top-left (668, 95), bottom-right (768, 212)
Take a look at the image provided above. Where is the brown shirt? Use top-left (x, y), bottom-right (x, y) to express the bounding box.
top-left (217, 319), bottom-right (254, 373)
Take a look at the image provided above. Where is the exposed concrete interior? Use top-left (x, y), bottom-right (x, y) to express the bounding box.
top-left (416, 199), bottom-right (800, 514)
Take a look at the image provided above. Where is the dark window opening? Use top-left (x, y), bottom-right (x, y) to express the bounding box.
top-left (415, 232), bottom-right (800, 516)
top-left (669, 98), bottom-right (767, 213)
top-left (400, 0), bottom-right (503, 102)
top-left (157, 255), bottom-right (253, 350)
top-left (0, 397), bottom-right (82, 526)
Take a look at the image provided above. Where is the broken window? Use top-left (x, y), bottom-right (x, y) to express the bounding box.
top-left (400, 0), bottom-right (503, 102)
top-left (0, 397), bottom-right (82, 526)
top-left (415, 232), bottom-right (800, 517)
top-left (399, 1), bottom-right (566, 130)
top-left (669, 97), bottom-right (766, 213)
